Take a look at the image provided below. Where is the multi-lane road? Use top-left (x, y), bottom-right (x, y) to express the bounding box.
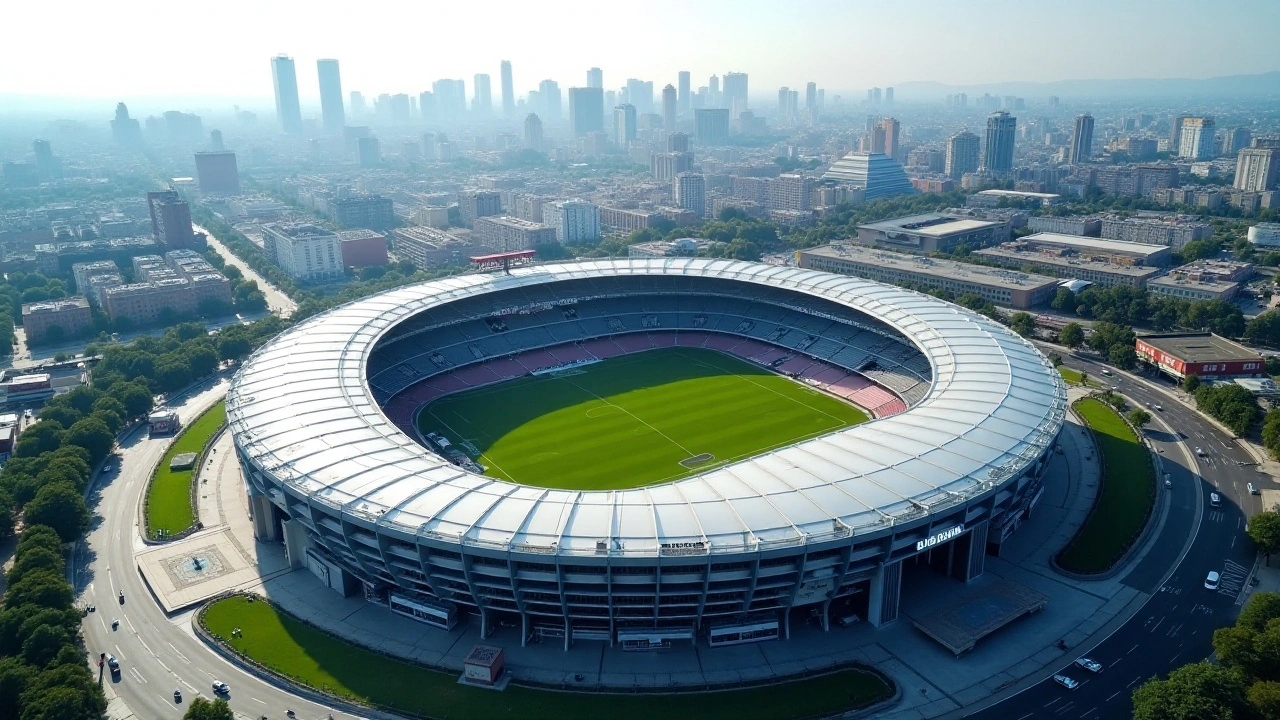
top-left (74, 377), bottom-right (354, 720)
top-left (965, 349), bottom-right (1267, 719)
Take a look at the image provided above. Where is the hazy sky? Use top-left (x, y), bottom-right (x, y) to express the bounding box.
top-left (4, 0), bottom-right (1278, 103)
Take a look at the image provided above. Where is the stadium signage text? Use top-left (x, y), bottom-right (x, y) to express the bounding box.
top-left (916, 525), bottom-right (964, 552)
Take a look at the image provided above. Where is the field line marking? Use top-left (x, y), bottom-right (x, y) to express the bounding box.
top-left (685, 351), bottom-right (862, 425)
top-left (562, 377), bottom-right (698, 458)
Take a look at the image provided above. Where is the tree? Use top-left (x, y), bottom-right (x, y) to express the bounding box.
top-left (1131, 662), bottom-right (1251, 720)
top-left (15, 526), bottom-right (63, 559)
top-left (20, 624), bottom-right (66, 667)
top-left (1050, 287), bottom-right (1076, 312)
top-left (1183, 374), bottom-right (1202, 393)
top-left (1060, 322), bottom-right (1085, 349)
top-left (1248, 681), bottom-right (1280, 719)
top-left (62, 417), bottom-right (114, 464)
top-left (1109, 344), bottom-right (1138, 369)
top-left (108, 381), bottom-right (153, 419)
top-left (1127, 409), bottom-right (1152, 429)
top-left (216, 334), bottom-right (251, 362)
top-left (23, 484), bottom-right (89, 543)
top-left (1008, 312), bottom-right (1037, 336)
top-left (13, 422), bottom-right (65, 459)
top-left (7, 547), bottom-right (64, 586)
top-left (1237, 592), bottom-right (1280, 633)
top-left (4, 570), bottom-right (73, 611)
top-left (1246, 311), bottom-right (1280, 347)
top-left (90, 396), bottom-right (126, 421)
top-left (0, 658), bottom-right (34, 720)
top-left (1248, 511), bottom-right (1280, 557)
top-left (33, 406), bottom-right (79, 430)
top-left (182, 697), bottom-right (235, 720)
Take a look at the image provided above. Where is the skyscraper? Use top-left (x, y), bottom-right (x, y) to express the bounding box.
top-left (805, 82), bottom-right (817, 123)
top-left (778, 87), bottom-right (791, 121)
top-left (885, 87), bottom-right (894, 104)
top-left (709, 75), bottom-right (720, 107)
top-left (667, 133), bottom-right (689, 153)
top-left (674, 172), bottom-right (706, 219)
top-left (500, 61), bottom-right (515, 117)
top-left (1178, 117), bottom-right (1216, 160)
top-left (317, 59), bottom-right (345, 134)
top-left (32, 140), bottom-right (58, 180)
top-left (1222, 127), bottom-right (1252, 156)
top-left (1234, 146), bottom-right (1279, 192)
top-left (1170, 115), bottom-right (1189, 156)
top-left (270, 55), bottom-right (303, 135)
top-left (349, 91), bottom-right (365, 118)
top-left (695, 109), bottom-right (730, 145)
top-left (946, 131), bottom-right (981, 179)
top-left (111, 103), bottom-right (142, 146)
top-left (678, 71), bottom-right (691, 115)
top-left (473, 74), bottom-right (492, 114)
top-left (194, 151), bottom-right (240, 194)
top-left (146, 191), bottom-right (198, 249)
top-left (587, 67), bottom-right (603, 89)
top-left (880, 118), bottom-right (901, 161)
top-left (981, 111), bottom-right (1017, 173)
top-left (723, 72), bottom-right (748, 117)
top-left (613, 104), bottom-right (637, 145)
top-left (538, 80), bottom-right (562, 120)
top-left (626, 79), bottom-right (653, 115)
top-left (662, 85), bottom-right (677, 131)
top-left (523, 114), bottom-right (543, 151)
top-left (1069, 114), bottom-right (1094, 164)
top-left (209, 130), bottom-right (224, 151)
top-left (568, 87), bottom-right (605, 137)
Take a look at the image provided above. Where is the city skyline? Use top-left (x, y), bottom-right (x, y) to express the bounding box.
top-left (2, 0), bottom-right (1279, 108)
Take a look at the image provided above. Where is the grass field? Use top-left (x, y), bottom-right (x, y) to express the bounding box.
top-left (1056, 398), bottom-right (1155, 574)
top-left (145, 399), bottom-right (225, 539)
top-left (202, 595), bottom-right (892, 720)
top-left (418, 348), bottom-right (868, 490)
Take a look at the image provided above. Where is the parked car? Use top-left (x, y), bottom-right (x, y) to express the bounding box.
top-left (1206, 571), bottom-right (1221, 590)
top-left (1074, 657), bottom-right (1103, 673)
top-left (1053, 674), bottom-right (1080, 690)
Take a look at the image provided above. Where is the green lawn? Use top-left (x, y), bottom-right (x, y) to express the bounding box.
top-left (202, 596), bottom-right (892, 720)
top-left (1056, 398), bottom-right (1155, 574)
top-left (1057, 367), bottom-right (1084, 384)
top-left (418, 348), bottom-right (868, 490)
top-left (145, 399), bottom-right (226, 539)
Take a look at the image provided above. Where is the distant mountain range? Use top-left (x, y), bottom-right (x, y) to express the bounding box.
top-left (890, 71), bottom-right (1280, 100)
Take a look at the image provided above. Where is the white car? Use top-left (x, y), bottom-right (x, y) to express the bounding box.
top-left (1248, 483), bottom-right (1259, 495)
top-left (1074, 657), bottom-right (1103, 673)
top-left (212, 680), bottom-right (229, 694)
top-left (1195, 447), bottom-right (1205, 456)
top-left (1154, 404), bottom-right (1163, 411)
top-left (1205, 571), bottom-right (1221, 590)
top-left (1053, 674), bottom-right (1080, 690)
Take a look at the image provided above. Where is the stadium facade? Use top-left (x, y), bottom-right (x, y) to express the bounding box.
top-left (228, 259), bottom-right (1065, 650)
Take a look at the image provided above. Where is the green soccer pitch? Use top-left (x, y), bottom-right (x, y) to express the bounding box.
top-left (417, 347), bottom-right (869, 490)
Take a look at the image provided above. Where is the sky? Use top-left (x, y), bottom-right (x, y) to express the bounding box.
top-left (3, 0), bottom-right (1278, 106)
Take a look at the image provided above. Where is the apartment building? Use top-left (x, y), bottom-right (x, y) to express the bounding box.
top-left (261, 223), bottom-right (344, 281)
top-left (472, 216), bottom-right (557, 251)
top-left (21, 296), bottom-right (92, 344)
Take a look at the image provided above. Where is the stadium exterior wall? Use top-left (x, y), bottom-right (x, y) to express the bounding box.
top-left (228, 259), bottom-right (1065, 649)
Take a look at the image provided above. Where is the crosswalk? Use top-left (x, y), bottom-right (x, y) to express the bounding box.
top-left (1218, 559), bottom-right (1249, 598)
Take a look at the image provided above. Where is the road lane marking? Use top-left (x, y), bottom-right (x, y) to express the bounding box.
top-left (1044, 698), bottom-right (1061, 707)
top-left (1080, 707), bottom-right (1097, 718)
top-left (1106, 690), bottom-right (1123, 702)
top-left (168, 642), bottom-right (188, 663)
top-left (129, 667), bottom-right (146, 684)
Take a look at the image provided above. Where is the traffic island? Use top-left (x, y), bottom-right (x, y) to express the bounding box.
top-left (144, 399), bottom-right (226, 541)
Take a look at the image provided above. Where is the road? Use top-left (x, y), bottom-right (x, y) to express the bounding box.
top-left (197, 225), bottom-right (298, 318)
top-left (965, 349), bottom-right (1266, 719)
top-left (74, 376), bottom-right (355, 720)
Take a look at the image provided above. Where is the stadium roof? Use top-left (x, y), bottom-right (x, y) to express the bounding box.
top-left (227, 259), bottom-right (1066, 557)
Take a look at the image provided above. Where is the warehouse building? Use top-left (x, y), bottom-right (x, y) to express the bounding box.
top-left (1136, 333), bottom-right (1264, 380)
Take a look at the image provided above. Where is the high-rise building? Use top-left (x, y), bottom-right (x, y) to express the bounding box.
top-left (667, 132), bottom-right (689, 153)
top-left (432, 79), bottom-right (467, 120)
top-left (1069, 114), bottom-right (1094, 164)
top-left (568, 87), bottom-right (604, 137)
top-left (358, 137), bottom-right (380, 167)
top-left (805, 82), bottom-right (817, 123)
top-left (500, 61), bottom-right (515, 117)
top-left (650, 152), bottom-right (694, 181)
top-left (709, 75), bottom-right (721, 107)
top-left (473, 74), bottom-right (492, 114)
top-left (723, 72), bottom-right (748, 117)
top-left (821, 153), bottom-right (916, 200)
top-left (945, 131), bottom-right (981, 179)
top-left (194, 151), bottom-right (240, 194)
top-left (538, 80), bottom-right (562, 120)
top-left (147, 190), bottom-right (199, 249)
top-left (981, 111), bottom-right (1017, 173)
top-left (626, 79), bottom-right (654, 115)
top-left (1170, 115), bottom-right (1189, 156)
top-left (674, 172), bottom-right (706, 219)
top-left (1222, 127), bottom-right (1252, 156)
top-left (349, 91), bottom-right (365, 117)
top-left (209, 130), bottom-right (224, 151)
top-left (523, 114), bottom-right (543, 151)
top-left (885, 87), bottom-right (894, 104)
top-left (317, 59), bottom-right (345, 134)
top-left (678, 71), bottom-right (691, 115)
top-left (614, 104), bottom-right (637, 145)
top-left (261, 223), bottom-right (343, 281)
top-left (111, 103), bottom-right (143, 146)
top-left (695, 108), bottom-right (730, 145)
top-left (1234, 146), bottom-right (1279, 192)
top-left (543, 199), bottom-right (600, 244)
top-left (778, 87), bottom-right (792, 122)
top-left (587, 67), bottom-right (603, 89)
top-left (880, 118), bottom-right (901, 161)
top-left (32, 140), bottom-right (59, 180)
top-left (1179, 117), bottom-right (1216, 161)
top-left (868, 87), bottom-right (882, 104)
top-left (270, 55), bottom-right (303, 135)
top-left (661, 85), bottom-right (677, 131)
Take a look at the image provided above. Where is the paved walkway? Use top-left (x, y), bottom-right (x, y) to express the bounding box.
top-left (139, 385), bottom-right (1205, 719)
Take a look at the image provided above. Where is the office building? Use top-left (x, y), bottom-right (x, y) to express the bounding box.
top-left (21, 296), bottom-right (92, 344)
top-left (945, 131), bottom-right (981, 179)
top-left (317, 59), bottom-right (345, 134)
top-left (1147, 266), bottom-right (1246, 301)
top-left (990, 232), bottom-right (1173, 267)
top-left (194, 151), bottom-right (240, 194)
top-left (614, 104), bottom-right (637, 145)
top-left (337, 229), bottom-right (389, 268)
top-left (357, 137), bottom-right (380, 168)
top-left (694, 108), bottom-right (730, 145)
top-left (261, 223), bottom-right (343, 281)
top-left (723, 72), bottom-right (748, 116)
top-left (111, 103), bottom-right (142, 146)
top-left (146, 191), bottom-right (199, 250)
top-left (1178, 117), bottom-right (1216, 161)
top-left (855, 212), bottom-right (1009, 253)
top-left (625, 79), bottom-right (654, 115)
top-left (390, 226), bottom-right (481, 267)
top-left (797, 244), bottom-right (1058, 309)
top-left (1099, 214), bottom-right (1213, 249)
top-left (334, 195), bottom-right (395, 230)
top-left (1069, 114), bottom-right (1094, 164)
top-left (523, 114), bottom-right (543, 151)
top-left (981, 111), bottom-right (1017, 173)
top-left (473, 74), bottom-right (492, 114)
top-left (678, 71), bottom-right (691, 115)
top-left (880, 117), bottom-right (901, 161)
top-left (1248, 223), bottom-right (1280, 247)
top-left (568, 87), bottom-right (604, 138)
top-left (31, 140), bottom-right (58, 180)
top-left (674, 173), bottom-right (706, 219)
top-left (1234, 146), bottom-right (1279, 192)
top-left (587, 67), bottom-right (603, 89)
top-left (500, 61), bottom-right (515, 117)
top-left (270, 55), bottom-right (303, 135)
top-left (599, 207), bottom-right (659, 232)
top-left (473, 216), bottom-right (556, 251)
top-left (662, 84), bottom-right (677, 131)
top-left (209, 129), bottom-right (224, 151)
top-left (967, 189), bottom-right (1061, 209)
top-left (1027, 216), bottom-right (1102, 236)
top-left (822, 153), bottom-right (916, 201)
top-left (459, 190), bottom-right (502, 227)
top-left (543, 199), bottom-right (600, 244)
top-left (1223, 127), bottom-right (1251, 156)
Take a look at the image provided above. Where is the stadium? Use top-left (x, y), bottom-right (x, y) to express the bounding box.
top-left (227, 258), bottom-right (1066, 651)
